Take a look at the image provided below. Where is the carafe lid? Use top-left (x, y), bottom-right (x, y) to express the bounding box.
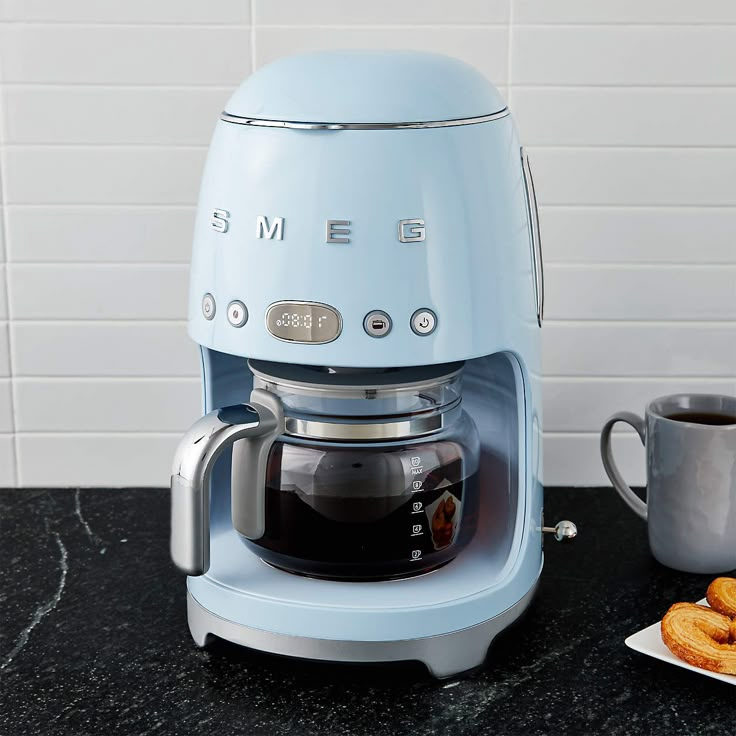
top-left (223, 51), bottom-right (506, 125)
top-left (249, 360), bottom-right (464, 422)
top-left (249, 360), bottom-right (463, 395)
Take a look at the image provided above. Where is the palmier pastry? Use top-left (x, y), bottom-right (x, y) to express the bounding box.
top-left (661, 602), bottom-right (736, 675)
top-left (706, 577), bottom-right (736, 619)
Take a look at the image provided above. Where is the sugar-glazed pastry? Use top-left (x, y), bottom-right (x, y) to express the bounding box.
top-left (706, 577), bottom-right (736, 619)
top-left (661, 602), bottom-right (736, 675)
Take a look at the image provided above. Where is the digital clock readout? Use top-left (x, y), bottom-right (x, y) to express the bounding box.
top-left (275, 312), bottom-right (328, 329)
top-left (266, 301), bottom-right (342, 344)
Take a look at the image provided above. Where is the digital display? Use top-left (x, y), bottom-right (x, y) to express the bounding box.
top-left (266, 301), bottom-right (342, 344)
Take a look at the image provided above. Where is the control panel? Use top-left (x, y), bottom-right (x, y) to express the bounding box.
top-left (202, 295), bottom-right (438, 343)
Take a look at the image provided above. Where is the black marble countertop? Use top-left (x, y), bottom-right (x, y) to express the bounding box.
top-left (1, 487), bottom-right (734, 736)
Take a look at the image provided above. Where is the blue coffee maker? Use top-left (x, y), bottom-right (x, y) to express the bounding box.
top-left (170, 51), bottom-right (576, 678)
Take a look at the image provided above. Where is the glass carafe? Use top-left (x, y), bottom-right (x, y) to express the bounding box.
top-left (240, 360), bottom-right (480, 580)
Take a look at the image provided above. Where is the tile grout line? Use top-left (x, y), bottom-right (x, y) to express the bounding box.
top-left (7, 203), bottom-right (736, 211)
top-left (1, 21), bottom-right (253, 29)
top-left (250, 0), bottom-right (257, 72)
top-left (0, 83), bottom-right (20, 486)
top-left (0, 21), bottom-right (508, 29)
top-left (6, 19), bottom-right (736, 27)
top-left (13, 144), bottom-right (736, 151)
top-left (8, 83), bottom-right (736, 90)
top-left (506, 0), bottom-right (514, 109)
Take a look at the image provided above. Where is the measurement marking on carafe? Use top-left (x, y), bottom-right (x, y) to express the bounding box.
top-left (412, 480), bottom-right (423, 491)
top-left (412, 501), bottom-right (423, 513)
top-left (411, 550), bottom-right (423, 561)
top-left (411, 524), bottom-right (423, 537)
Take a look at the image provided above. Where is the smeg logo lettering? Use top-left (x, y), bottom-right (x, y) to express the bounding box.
top-left (209, 211), bottom-right (426, 244)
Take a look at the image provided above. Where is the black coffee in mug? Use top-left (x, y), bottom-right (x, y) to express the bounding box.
top-left (665, 411), bottom-right (736, 426)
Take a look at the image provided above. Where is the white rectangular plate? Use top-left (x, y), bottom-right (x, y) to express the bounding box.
top-left (625, 598), bottom-right (736, 686)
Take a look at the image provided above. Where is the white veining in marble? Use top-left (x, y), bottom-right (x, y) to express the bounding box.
top-left (74, 488), bottom-right (106, 550)
top-left (0, 529), bottom-right (68, 671)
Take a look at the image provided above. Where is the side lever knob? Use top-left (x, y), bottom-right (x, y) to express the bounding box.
top-left (542, 520), bottom-right (578, 542)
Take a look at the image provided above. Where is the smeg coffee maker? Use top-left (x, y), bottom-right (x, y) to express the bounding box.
top-left (171, 51), bottom-right (576, 678)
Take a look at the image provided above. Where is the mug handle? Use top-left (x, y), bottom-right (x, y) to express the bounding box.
top-left (600, 412), bottom-right (647, 520)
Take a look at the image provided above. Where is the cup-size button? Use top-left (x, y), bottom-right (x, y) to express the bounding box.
top-left (202, 293), bottom-right (216, 320)
top-left (410, 309), bottom-right (437, 336)
top-left (226, 300), bottom-right (248, 328)
top-left (363, 310), bottom-right (392, 338)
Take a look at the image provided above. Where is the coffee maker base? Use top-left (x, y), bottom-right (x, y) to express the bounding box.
top-left (186, 583), bottom-right (537, 680)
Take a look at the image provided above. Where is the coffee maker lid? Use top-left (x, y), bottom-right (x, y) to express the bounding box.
top-left (222, 51), bottom-right (507, 127)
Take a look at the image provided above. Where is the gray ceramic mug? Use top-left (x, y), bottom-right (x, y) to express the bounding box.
top-left (600, 394), bottom-right (736, 573)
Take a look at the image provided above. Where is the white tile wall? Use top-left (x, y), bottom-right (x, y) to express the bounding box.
top-left (7, 207), bottom-right (195, 263)
top-left (9, 264), bottom-right (189, 319)
top-left (539, 208), bottom-right (736, 264)
top-left (16, 434), bottom-right (180, 487)
top-left (513, 88), bottom-right (736, 147)
top-left (0, 436), bottom-right (15, 486)
top-left (544, 378), bottom-right (736, 433)
top-left (0, 265), bottom-right (6, 319)
top-left (4, 148), bottom-right (207, 204)
top-left (511, 26), bottom-right (736, 86)
top-left (11, 323), bottom-right (199, 377)
top-left (533, 149), bottom-right (736, 207)
top-left (545, 265), bottom-right (736, 321)
top-left (0, 324), bottom-right (10, 377)
top-left (542, 324), bottom-right (735, 377)
top-left (4, 87), bottom-right (230, 145)
top-left (0, 0), bottom-right (249, 24)
top-left (14, 378), bottom-right (199, 432)
top-left (253, 0), bottom-right (510, 25)
top-left (0, 379), bottom-right (12, 432)
top-left (254, 26), bottom-right (508, 88)
top-left (513, 0), bottom-right (736, 24)
top-left (0, 26), bottom-right (252, 84)
top-left (0, 1), bottom-right (734, 487)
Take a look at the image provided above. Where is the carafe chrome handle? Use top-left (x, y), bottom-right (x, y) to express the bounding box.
top-left (170, 388), bottom-right (284, 575)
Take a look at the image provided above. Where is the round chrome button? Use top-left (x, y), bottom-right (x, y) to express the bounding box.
top-left (202, 293), bottom-right (216, 320)
top-left (410, 308), bottom-right (437, 336)
top-left (226, 300), bottom-right (248, 328)
top-left (363, 310), bottom-right (392, 338)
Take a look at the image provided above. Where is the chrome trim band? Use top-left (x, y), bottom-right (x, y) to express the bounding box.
top-left (283, 406), bottom-right (458, 442)
top-left (220, 108), bottom-right (510, 131)
top-left (286, 415), bottom-right (439, 442)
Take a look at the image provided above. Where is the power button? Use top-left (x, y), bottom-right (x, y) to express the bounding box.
top-left (410, 308), bottom-right (437, 336)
